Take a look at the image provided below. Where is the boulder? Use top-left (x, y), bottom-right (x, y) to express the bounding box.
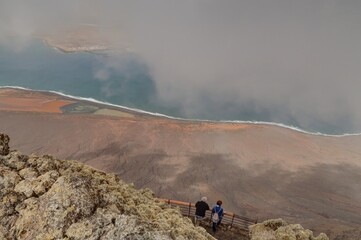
top-left (250, 219), bottom-right (329, 240)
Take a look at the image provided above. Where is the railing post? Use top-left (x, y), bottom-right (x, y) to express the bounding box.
top-left (230, 213), bottom-right (235, 228)
top-left (188, 202), bottom-right (191, 217)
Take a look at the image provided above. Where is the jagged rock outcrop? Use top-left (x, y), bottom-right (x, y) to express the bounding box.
top-left (249, 219), bottom-right (329, 240)
top-left (0, 134), bottom-right (9, 156)
top-left (0, 133), bottom-right (214, 240)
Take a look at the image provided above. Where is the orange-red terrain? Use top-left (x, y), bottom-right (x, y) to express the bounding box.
top-left (0, 88), bottom-right (360, 239)
top-left (0, 89), bottom-right (74, 113)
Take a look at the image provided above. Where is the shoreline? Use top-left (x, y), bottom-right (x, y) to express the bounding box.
top-left (42, 38), bottom-right (108, 54)
top-left (1, 85), bottom-right (360, 138)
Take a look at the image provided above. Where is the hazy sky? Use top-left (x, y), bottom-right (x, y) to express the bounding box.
top-left (1, 0), bottom-right (361, 133)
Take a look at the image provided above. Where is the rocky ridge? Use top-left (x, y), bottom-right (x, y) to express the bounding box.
top-left (0, 133), bottom-right (214, 240)
top-left (250, 219), bottom-right (329, 240)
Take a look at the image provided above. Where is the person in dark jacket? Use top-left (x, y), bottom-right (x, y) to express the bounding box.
top-left (194, 197), bottom-right (210, 225)
top-left (211, 200), bottom-right (224, 232)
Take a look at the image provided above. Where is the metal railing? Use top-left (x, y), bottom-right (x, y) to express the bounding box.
top-left (160, 199), bottom-right (257, 231)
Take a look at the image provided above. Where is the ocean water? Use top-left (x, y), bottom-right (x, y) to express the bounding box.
top-left (0, 39), bottom-right (357, 135)
top-left (0, 39), bottom-right (161, 112)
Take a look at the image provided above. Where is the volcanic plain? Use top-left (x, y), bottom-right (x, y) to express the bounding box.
top-left (0, 88), bottom-right (360, 239)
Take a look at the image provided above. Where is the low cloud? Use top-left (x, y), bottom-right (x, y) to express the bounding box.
top-left (1, 0), bottom-right (361, 133)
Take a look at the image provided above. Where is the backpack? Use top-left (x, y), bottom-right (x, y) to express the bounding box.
top-left (212, 207), bottom-right (221, 223)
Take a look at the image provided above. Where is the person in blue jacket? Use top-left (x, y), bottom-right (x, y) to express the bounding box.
top-left (211, 200), bottom-right (224, 232)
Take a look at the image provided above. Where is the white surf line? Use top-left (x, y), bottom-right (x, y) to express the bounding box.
top-left (40, 39), bottom-right (65, 54)
top-left (1, 85), bottom-right (360, 138)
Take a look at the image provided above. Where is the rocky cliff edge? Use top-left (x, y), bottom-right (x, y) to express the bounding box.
top-left (0, 133), bottom-right (214, 240)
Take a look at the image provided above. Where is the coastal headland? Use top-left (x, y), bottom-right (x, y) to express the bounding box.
top-left (40, 24), bottom-right (110, 53)
top-left (1, 88), bottom-right (360, 239)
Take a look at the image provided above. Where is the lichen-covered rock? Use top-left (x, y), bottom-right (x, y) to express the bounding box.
top-left (0, 133), bottom-right (214, 240)
top-left (14, 179), bottom-right (35, 198)
top-left (249, 219), bottom-right (329, 240)
top-left (0, 133), bottom-right (10, 156)
top-left (18, 167), bottom-right (39, 179)
top-left (1, 151), bottom-right (27, 171)
top-left (259, 218), bottom-right (288, 231)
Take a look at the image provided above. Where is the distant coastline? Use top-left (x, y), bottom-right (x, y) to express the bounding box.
top-left (37, 24), bottom-right (111, 53)
top-left (1, 85), bottom-right (360, 138)
top-left (42, 38), bottom-right (108, 53)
